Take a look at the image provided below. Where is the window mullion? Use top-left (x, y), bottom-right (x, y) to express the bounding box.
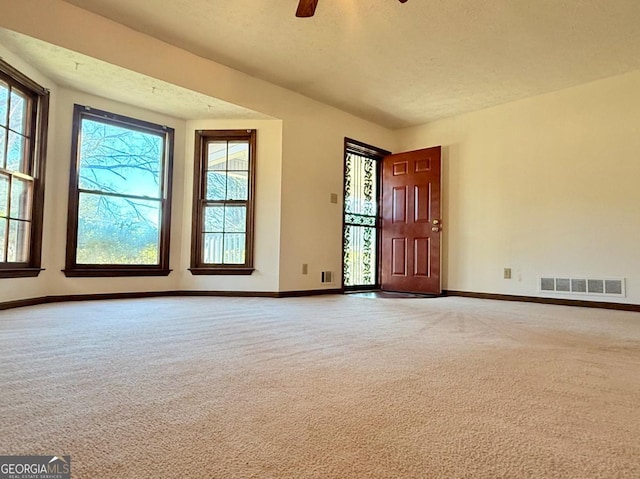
top-left (6, 174), bottom-right (12, 216)
top-left (6, 85), bottom-right (11, 133)
top-left (5, 174), bottom-right (12, 262)
top-left (77, 188), bottom-right (161, 202)
top-left (1, 210), bottom-right (7, 262)
top-left (2, 85), bottom-right (11, 171)
top-left (1, 128), bottom-right (7, 170)
top-left (203, 200), bottom-right (247, 206)
top-left (0, 168), bottom-right (34, 181)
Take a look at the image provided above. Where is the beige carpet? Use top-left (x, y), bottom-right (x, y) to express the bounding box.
top-left (1, 295), bottom-right (639, 478)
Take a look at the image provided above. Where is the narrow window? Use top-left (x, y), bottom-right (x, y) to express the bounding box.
top-left (64, 105), bottom-right (173, 277)
top-left (0, 60), bottom-right (49, 278)
top-left (190, 130), bottom-right (256, 275)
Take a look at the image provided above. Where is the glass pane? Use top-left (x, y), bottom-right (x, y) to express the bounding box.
top-left (76, 192), bottom-right (161, 265)
top-left (6, 131), bottom-right (26, 173)
top-left (206, 171), bottom-right (226, 200)
top-left (78, 119), bottom-right (163, 198)
top-left (203, 205), bottom-right (224, 232)
top-left (0, 82), bottom-right (8, 127)
top-left (207, 142), bottom-right (227, 170)
top-left (7, 219), bottom-right (30, 262)
top-left (345, 152), bottom-right (377, 216)
top-left (202, 233), bottom-right (223, 264)
top-left (0, 174), bottom-right (8, 216)
top-left (0, 127), bottom-right (6, 169)
top-left (224, 206), bottom-right (246, 233)
top-left (10, 177), bottom-right (32, 220)
top-left (223, 233), bottom-right (246, 264)
top-left (226, 171), bottom-right (248, 200)
top-left (9, 89), bottom-right (26, 134)
top-left (0, 218), bottom-right (6, 262)
top-left (227, 141), bottom-right (248, 171)
top-left (343, 225), bottom-right (376, 287)
top-left (345, 213), bottom-right (376, 227)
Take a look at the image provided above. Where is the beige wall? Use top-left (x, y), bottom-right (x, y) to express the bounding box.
top-left (179, 119), bottom-right (283, 292)
top-left (0, 0), bottom-right (395, 301)
top-left (278, 113), bottom-right (394, 292)
top-left (44, 88), bottom-right (186, 297)
top-left (3, 0), bottom-right (637, 305)
top-left (397, 71), bottom-right (640, 304)
top-left (2, 82), bottom-right (286, 300)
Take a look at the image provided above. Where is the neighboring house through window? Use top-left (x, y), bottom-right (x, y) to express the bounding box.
top-left (64, 105), bottom-right (174, 277)
top-left (0, 60), bottom-right (49, 278)
top-left (190, 129), bottom-right (256, 275)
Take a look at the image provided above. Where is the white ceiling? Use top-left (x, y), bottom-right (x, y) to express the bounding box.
top-left (0, 29), bottom-right (271, 122)
top-left (8, 0), bottom-right (640, 128)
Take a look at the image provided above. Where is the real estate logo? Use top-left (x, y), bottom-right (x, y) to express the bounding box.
top-left (0, 455), bottom-right (70, 479)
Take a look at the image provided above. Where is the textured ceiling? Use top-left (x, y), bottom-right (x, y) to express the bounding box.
top-left (0, 29), bottom-right (271, 122)
top-left (11, 1), bottom-right (640, 128)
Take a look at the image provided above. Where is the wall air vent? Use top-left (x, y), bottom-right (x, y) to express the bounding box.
top-left (539, 277), bottom-right (625, 297)
top-left (321, 271), bottom-right (334, 283)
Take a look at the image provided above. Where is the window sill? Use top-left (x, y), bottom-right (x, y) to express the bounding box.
top-left (189, 267), bottom-right (255, 276)
top-left (63, 268), bottom-right (172, 278)
top-left (0, 268), bottom-right (45, 278)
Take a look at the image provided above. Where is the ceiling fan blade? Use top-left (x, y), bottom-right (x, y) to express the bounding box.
top-left (296, 0), bottom-right (318, 17)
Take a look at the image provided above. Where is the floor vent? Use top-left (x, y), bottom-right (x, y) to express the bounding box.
top-left (539, 277), bottom-right (625, 297)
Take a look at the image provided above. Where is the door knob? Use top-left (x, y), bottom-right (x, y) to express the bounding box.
top-left (432, 219), bottom-right (440, 225)
top-left (431, 226), bottom-right (441, 232)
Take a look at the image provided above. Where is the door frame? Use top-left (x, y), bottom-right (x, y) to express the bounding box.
top-left (342, 138), bottom-right (390, 291)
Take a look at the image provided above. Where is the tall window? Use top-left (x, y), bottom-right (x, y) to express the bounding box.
top-left (65, 105), bottom-right (174, 277)
top-left (190, 130), bottom-right (256, 275)
top-left (0, 60), bottom-right (49, 278)
top-left (343, 139), bottom-right (389, 289)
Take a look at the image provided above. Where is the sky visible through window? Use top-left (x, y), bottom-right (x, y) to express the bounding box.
top-left (76, 118), bottom-right (164, 265)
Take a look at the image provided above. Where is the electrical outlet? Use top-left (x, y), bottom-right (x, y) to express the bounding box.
top-left (504, 268), bottom-right (512, 279)
top-left (302, 263), bottom-right (308, 275)
top-left (330, 193), bottom-right (338, 204)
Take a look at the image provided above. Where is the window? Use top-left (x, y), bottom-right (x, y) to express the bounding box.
top-left (190, 130), bottom-right (256, 275)
top-left (0, 60), bottom-right (49, 278)
top-left (64, 105), bottom-right (174, 277)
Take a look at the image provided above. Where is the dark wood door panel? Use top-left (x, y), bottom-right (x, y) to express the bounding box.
top-left (414, 184), bottom-right (431, 223)
top-left (381, 146), bottom-right (441, 294)
top-left (392, 238), bottom-right (407, 276)
top-left (392, 186), bottom-right (407, 224)
top-left (413, 237), bottom-right (430, 277)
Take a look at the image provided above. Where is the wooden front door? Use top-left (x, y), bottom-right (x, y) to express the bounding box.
top-left (381, 147), bottom-right (442, 294)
